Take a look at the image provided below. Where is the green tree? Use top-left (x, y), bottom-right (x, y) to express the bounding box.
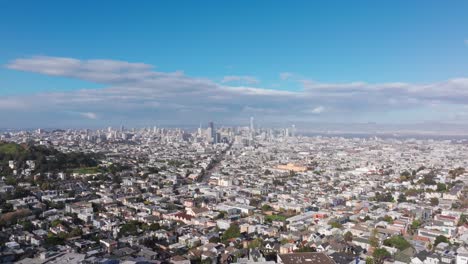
top-left (382, 215), bottom-right (394, 224)
top-left (383, 235), bottom-right (411, 250)
top-left (69, 228), bottom-right (83, 238)
top-left (209, 237), bottom-right (221, 243)
top-left (295, 246), bottom-right (315, 252)
top-left (436, 183), bottom-right (447, 192)
top-left (50, 219), bottom-right (62, 227)
top-left (45, 234), bottom-right (65, 247)
top-left (374, 192), bottom-right (394, 202)
top-left (397, 193), bottom-right (407, 203)
top-left (215, 211), bottom-right (226, 220)
top-left (329, 221), bottom-right (343, 228)
top-left (458, 214), bottom-right (467, 226)
top-left (201, 259), bottom-right (212, 264)
top-left (12, 187), bottom-right (31, 199)
top-left (420, 174), bottom-right (436, 185)
top-left (434, 235), bottom-right (449, 246)
top-left (222, 224), bottom-right (241, 242)
top-left (4, 176), bottom-right (17, 186)
top-left (366, 257), bottom-right (374, 264)
top-left (373, 248), bottom-right (391, 264)
top-left (430, 198), bottom-right (439, 206)
top-left (119, 221), bottom-right (141, 236)
top-left (148, 223), bottom-right (160, 231)
top-left (400, 171), bottom-right (411, 181)
top-left (20, 220), bottom-right (34, 232)
top-left (411, 219), bottom-right (422, 230)
top-left (369, 229), bottom-right (379, 248)
top-left (427, 243), bottom-right (433, 251)
top-left (1, 202), bottom-right (13, 213)
top-left (248, 238), bottom-right (263, 249)
top-left (344, 231), bottom-right (353, 242)
top-left (405, 189), bottom-right (420, 196)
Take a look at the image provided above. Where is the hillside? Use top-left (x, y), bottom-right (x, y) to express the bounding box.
top-left (0, 141), bottom-right (101, 175)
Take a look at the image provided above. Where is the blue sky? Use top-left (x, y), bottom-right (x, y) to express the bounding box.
top-left (1, 1), bottom-right (468, 129)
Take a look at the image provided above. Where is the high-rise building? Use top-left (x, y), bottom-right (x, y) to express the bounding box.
top-left (291, 124), bottom-right (296, 137)
top-left (197, 123), bottom-right (202, 137)
top-left (209, 121), bottom-right (216, 143)
top-left (250, 117), bottom-right (255, 140)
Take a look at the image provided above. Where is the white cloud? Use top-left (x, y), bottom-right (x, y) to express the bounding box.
top-left (221, 75), bottom-right (259, 84)
top-left (80, 112), bottom-right (98, 119)
top-left (7, 56), bottom-right (154, 84)
top-left (0, 98), bottom-right (28, 110)
top-left (309, 106), bottom-right (325, 114)
top-left (4, 55), bottom-right (468, 127)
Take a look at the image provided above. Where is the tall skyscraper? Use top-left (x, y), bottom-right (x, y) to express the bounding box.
top-left (209, 121), bottom-right (216, 143)
top-left (291, 124), bottom-right (296, 138)
top-left (197, 123), bottom-right (202, 137)
top-left (250, 117), bottom-right (255, 140)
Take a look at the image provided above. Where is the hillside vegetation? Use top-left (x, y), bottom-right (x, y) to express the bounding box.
top-left (0, 141), bottom-right (101, 175)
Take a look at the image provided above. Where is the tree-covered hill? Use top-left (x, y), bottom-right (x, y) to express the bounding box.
top-left (0, 142), bottom-right (101, 175)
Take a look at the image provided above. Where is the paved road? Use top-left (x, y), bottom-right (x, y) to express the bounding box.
top-left (198, 141), bottom-right (233, 183)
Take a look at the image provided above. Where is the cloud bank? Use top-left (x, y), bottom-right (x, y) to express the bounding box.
top-left (3, 56), bottom-right (468, 128)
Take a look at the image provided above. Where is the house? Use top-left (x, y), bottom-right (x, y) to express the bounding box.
top-left (411, 251), bottom-right (441, 264)
top-left (280, 243), bottom-right (296, 254)
top-left (167, 212), bottom-right (193, 224)
top-left (329, 252), bottom-right (356, 264)
top-left (278, 252), bottom-right (336, 264)
top-left (171, 255), bottom-right (191, 264)
top-left (316, 242), bottom-right (331, 252)
top-left (353, 237), bottom-right (372, 251)
top-left (136, 246), bottom-right (159, 261)
top-left (65, 202), bottom-right (94, 222)
top-left (186, 207), bottom-right (209, 217)
top-left (418, 228), bottom-right (446, 242)
top-left (263, 240), bottom-right (280, 254)
top-left (100, 239), bottom-right (118, 253)
top-left (394, 247), bottom-right (416, 264)
top-left (456, 252), bottom-right (468, 264)
top-left (217, 219), bottom-right (232, 230)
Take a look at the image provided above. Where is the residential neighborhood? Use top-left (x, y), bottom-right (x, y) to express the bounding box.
top-left (0, 125), bottom-right (467, 264)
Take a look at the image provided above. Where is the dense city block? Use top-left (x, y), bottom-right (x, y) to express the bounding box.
top-left (0, 125), bottom-right (467, 264)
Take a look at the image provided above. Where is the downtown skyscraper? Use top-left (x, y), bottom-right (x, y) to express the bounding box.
top-left (209, 121), bottom-right (216, 143)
